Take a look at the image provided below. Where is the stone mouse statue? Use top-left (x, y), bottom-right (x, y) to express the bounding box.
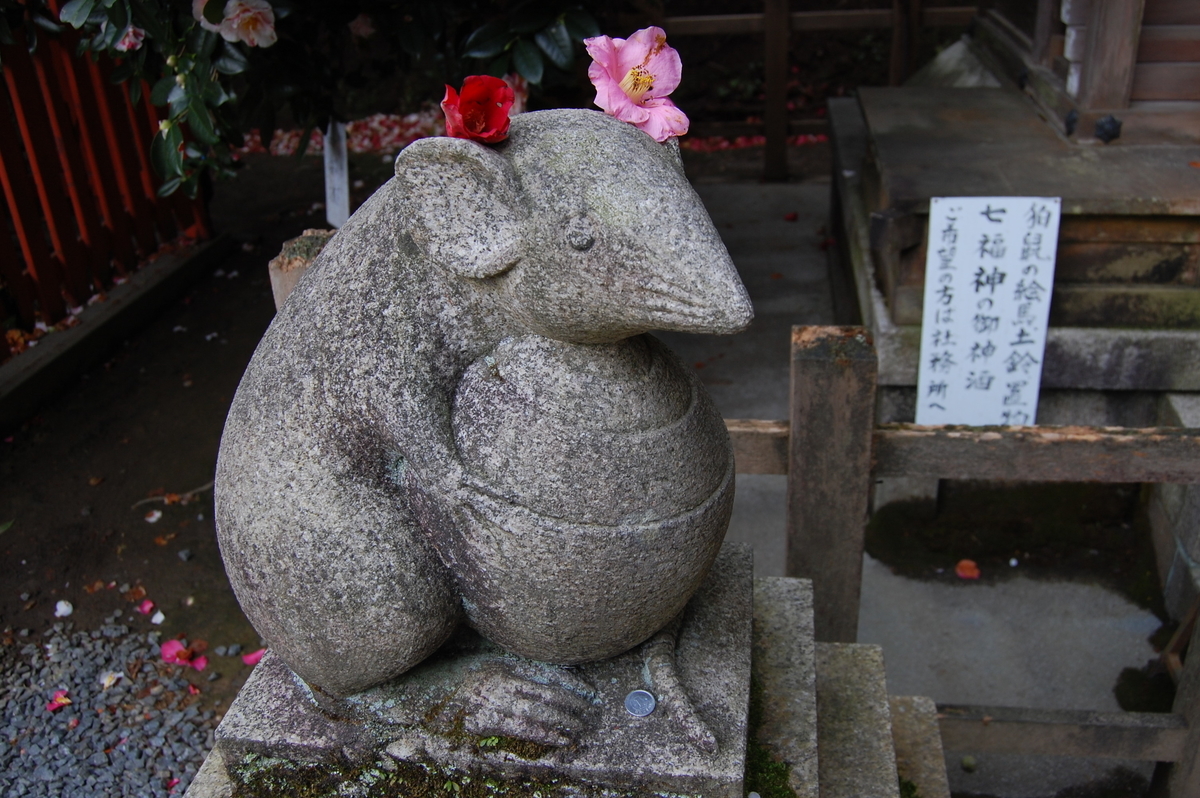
top-left (215, 108), bottom-right (753, 701)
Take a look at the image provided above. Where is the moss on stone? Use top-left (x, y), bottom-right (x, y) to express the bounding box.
top-left (899, 776), bottom-right (921, 798)
top-left (743, 674), bottom-right (795, 798)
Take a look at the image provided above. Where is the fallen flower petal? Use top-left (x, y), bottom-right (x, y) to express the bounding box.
top-left (161, 639), bottom-right (189, 664)
top-left (955, 559), bottom-right (981, 580)
top-left (68, 717), bottom-right (80, 729)
top-left (46, 690), bottom-right (71, 712)
top-left (145, 510), bottom-right (163, 523)
top-left (100, 671), bottom-right (123, 690)
top-left (191, 655), bottom-right (208, 672)
top-left (242, 648), bottom-right (266, 666)
top-left (783, 212), bottom-right (798, 222)
top-left (54, 600), bottom-right (73, 618)
top-left (150, 610), bottom-right (166, 625)
top-left (187, 684), bottom-right (201, 695)
top-left (167, 777), bottom-right (180, 790)
top-left (135, 599), bottom-right (155, 615)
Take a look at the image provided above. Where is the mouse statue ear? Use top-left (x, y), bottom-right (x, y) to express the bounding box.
top-left (395, 137), bottom-right (528, 279)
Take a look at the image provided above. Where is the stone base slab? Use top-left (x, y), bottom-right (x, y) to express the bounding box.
top-left (197, 543), bottom-right (754, 797)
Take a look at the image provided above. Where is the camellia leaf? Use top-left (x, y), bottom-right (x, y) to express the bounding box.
top-left (31, 13), bottom-right (64, 35)
top-left (186, 97), bottom-right (220, 145)
top-left (156, 176), bottom-right (182, 197)
top-left (534, 20), bottom-right (572, 70)
top-left (201, 0), bottom-right (223, 26)
top-left (509, 6), bottom-right (552, 35)
top-left (129, 79), bottom-right (141, 105)
top-left (563, 8), bottom-right (601, 40)
top-left (484, 53), bottom-right (509, 79)
top-left (511, 37), bottom-right (543, 84)
top-left (150, 75), bottom-right (175, 105)
top-left (213, 42), bottom-right (248, 75)
top-left (463, 20), bottom-right (511, 59)
top-left (0, 14), bottom-right (13, 47)
top-left (151, 126), bottom-right (183, 178)
top-left (58, 0), bottom-right (97, 29)
top-left (0, 520), bottom-right (13, 534)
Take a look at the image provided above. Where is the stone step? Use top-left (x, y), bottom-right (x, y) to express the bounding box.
top-left (752, 576), bottom-right (820, 798)
top-left (889, 696), bottom-right (952, 798)
top-left (815, 642), bottom-right (901, 798)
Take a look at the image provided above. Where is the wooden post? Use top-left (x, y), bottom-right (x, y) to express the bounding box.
top-left (889, 0), bottom-right (912, 85)
top-left (1077, 0), bottom-right (1145, 110)
top-left (762, 0), bottom-right (789, 182)
top-left (1167, 612), bottom-right (1200, 797)
top-left (786, 326), bottom-right (877, 643)
top-left (1032, 0), bottom-right (1060, 66)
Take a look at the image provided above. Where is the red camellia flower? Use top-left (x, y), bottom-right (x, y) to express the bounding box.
top-left (441, 76), bottom-right (514, 144)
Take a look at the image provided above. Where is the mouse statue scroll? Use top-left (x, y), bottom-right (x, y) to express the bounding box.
top-left (214, 107), bottom-right (754, 748)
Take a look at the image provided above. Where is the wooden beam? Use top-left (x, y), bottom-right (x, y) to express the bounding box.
top-left (762, 0), bottom-right (789, 182)
top-left (726, 419), bottom-right (789, 475)
top-left (1032, 0), bottom-right (1060, 65)
top-left (1132, 62), bottom-right (1200, 101)
top-left (1078, 0), bottom-right (1146, 109)
top-left (937, 704), bottom-right (1187, 761)
top-left (1168, 603), bottom-right (1200, 794)
top-left (873, 424), bottom-right (1200, 483)
top-left (1137, 25), bottom-right (1200, 62)
top-left (663, 7), bottom-right (967, 35)
top-left (890, 0), bottom-right (913, 85)
top-left (786, 326), bottom-right (877, 643)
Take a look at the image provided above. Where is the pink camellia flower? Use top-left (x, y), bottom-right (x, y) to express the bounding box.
top-left (441, 76), bottom-right (514, 144)
top-left (348, 13), bottom-right (375, 40)
top-left (161, 639), bottom-right (189, 664)
top-left (115, 25), bottom-right (146, 52)
top-left (193, 0), bottom-right (276, 47)
top-left (585, 26), bottom-right (689, 143)
top-left (219, 0), bottom-right (276, 47)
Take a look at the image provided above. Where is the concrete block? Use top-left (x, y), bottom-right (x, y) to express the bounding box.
top-left (889, 696), bottom-right (951, 798)
top-left (816, 642), bottom-right (900, 798)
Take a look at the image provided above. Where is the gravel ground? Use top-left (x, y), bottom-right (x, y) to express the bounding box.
top-left (0, 619), bottom-right (219, 797)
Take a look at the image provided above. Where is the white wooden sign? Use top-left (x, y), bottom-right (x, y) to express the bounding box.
top-left (324, 120), bottom-right (350, 229)
top-left (915, 196), bottom-right (1061, 426)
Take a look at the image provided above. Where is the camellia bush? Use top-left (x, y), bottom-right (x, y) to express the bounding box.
top-left (0, 0), bottom-right (600, 198)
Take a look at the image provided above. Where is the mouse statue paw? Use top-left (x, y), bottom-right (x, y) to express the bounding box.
top-left (429, 658), bottom-right (597, 749)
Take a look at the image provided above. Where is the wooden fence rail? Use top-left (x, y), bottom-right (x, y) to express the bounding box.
top-left (725, 324), bottom-right (1200, 792)
top-left (664, 1), bottom-right (979, 180)
top-left (1, 20), bottom-right (209, 334)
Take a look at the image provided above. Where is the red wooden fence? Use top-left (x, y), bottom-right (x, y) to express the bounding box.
top-left (1, 22), bottom-right (210, 333)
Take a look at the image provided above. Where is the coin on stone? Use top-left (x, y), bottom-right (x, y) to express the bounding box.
top-left (625, 689), bottom-right (656, 717)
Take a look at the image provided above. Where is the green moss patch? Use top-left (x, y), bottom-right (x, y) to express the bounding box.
top-left (744, 674), bottom-right (795, 798)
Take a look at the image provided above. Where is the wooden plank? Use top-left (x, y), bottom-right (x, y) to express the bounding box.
top-left (1138, 25), bottom-right (1200, 62)
top-left (1167, 602), bottom-right (1200, 794)
top-left (0, 72), bottom-right (67, 322)
top-left (786, 326), bottom-right (877, 643)
top-left (922, 7), bottom-right (976, 28)
top-left (1060, 0), bottom-right (1091, 27)
top-left (726, 419), bottom-right (788, 475)
top-left (1132, 62), bottom-right (1200, 101)
top-left (1032, 0), bottom-right (1059, 65)
top-left (663, 14), bottom-right (764, 35)
top-left (1053, 241), bottom-right (1198, 285)
top-left (1144, 0), bottom-right (1200, 25)
top-left (890, 0), bottom-right (913, 86)
top-left (763, 0), bottom-right (789, 183)
top-left (2, 42), bottom-right (90, 305)
top-left (1061, 215), bottom-right (1200, 244)
top-left (33, 38), bottom-right (112, 290)
top-left (0, 206), bottom-right (39, 328)
top-left (792, 9), bottom-right (892, 31)
top-left (83, 57), bottom-right (157, 256)
top-left (663, 7), bottom-right (965, 36)
top-left (1048, 283), bottom-right (1200, 328)
top-left (874, 424), bottom-right (1200, 483)
top-left (48, 32), bottom-right (135, 272)
top-left (1078, 0), bottom-right (1145, 109)
top-left (936, 704), bottom-right (1187, 761)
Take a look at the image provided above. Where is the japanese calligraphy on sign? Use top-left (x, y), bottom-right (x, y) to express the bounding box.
top-left (916, 196), bottom-right (1061, 426)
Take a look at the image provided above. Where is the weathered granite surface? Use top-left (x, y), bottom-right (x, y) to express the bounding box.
top-left (815, 643), bottom-right (900, 798)
top-left (202, 544), bottom-right (754, 798)
top-left (889, 695), bottom-right (951, 798)
top-left (215, 109), bottom-right (753, 696)
top-left (751, 577), bottom-right (819, 798)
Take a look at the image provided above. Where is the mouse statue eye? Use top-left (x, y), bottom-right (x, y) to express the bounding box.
top-left (565, 215), bottom-right (596, 252)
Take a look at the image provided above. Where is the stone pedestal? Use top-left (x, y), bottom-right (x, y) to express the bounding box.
top-left (189, 544), bottom-right (754, 797)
